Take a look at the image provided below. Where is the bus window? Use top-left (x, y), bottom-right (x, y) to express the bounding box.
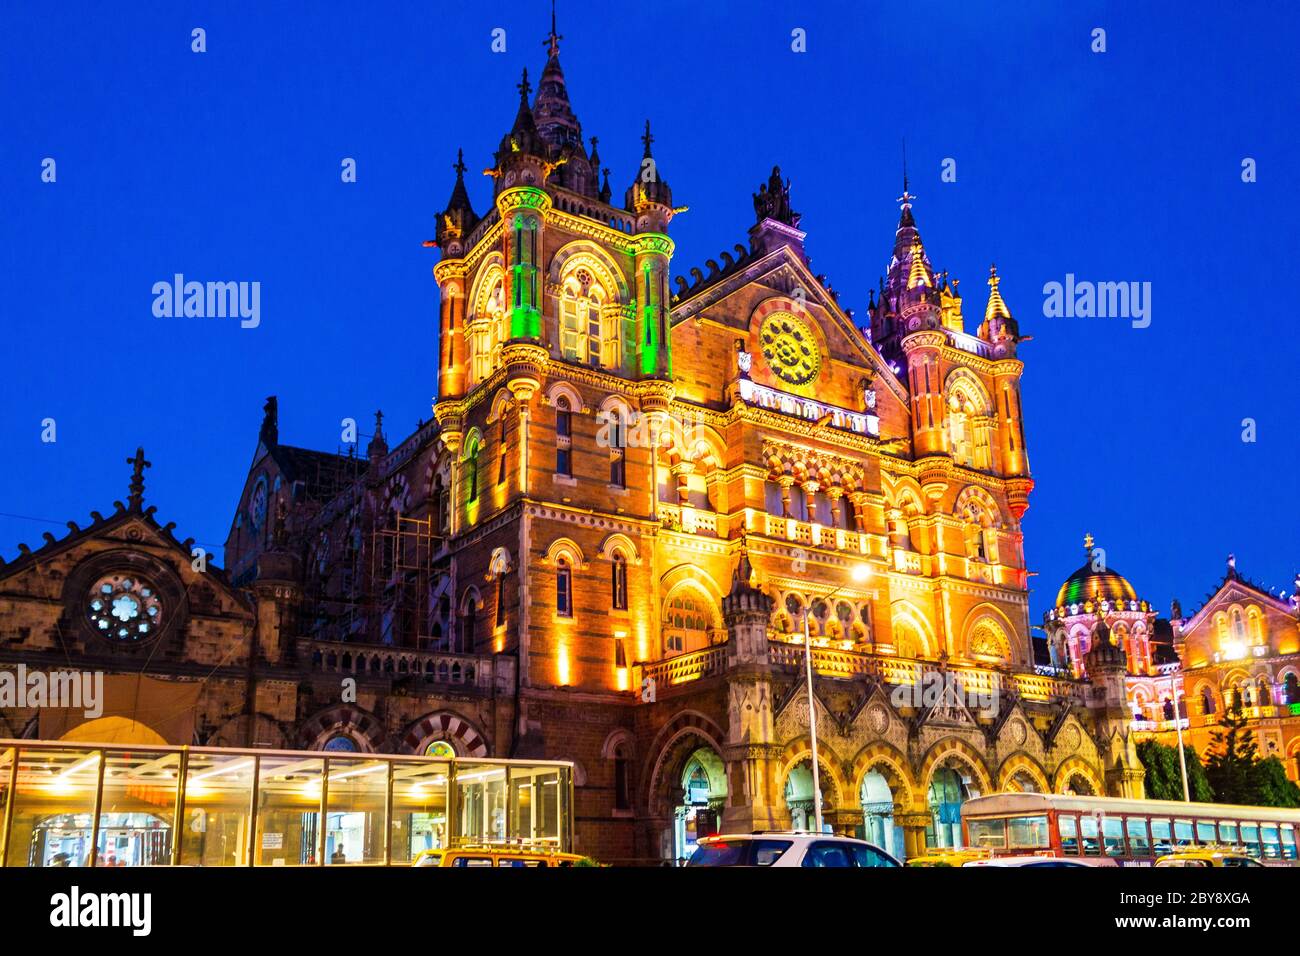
top-left (1281, 824), bottom-right (1297, 860)
top-left (1219, 821), bottom-right (1239, 846)
top-left (1103, 817), bottom-right (1125, 857)
top-left (1241, 823), bottom-right (1261, 858)
top-left (1125, 818), bottom-right (1150, 856)
top-left (1150, 818), bottom-right (1173, 855)
top-left (1262, 824), bottom-right (1281, 859)
top-left (1195, 821), bottom-right (1217, 844)
top-left (1173, 819), bottom-right (1194, 847)
top-left (1079, 815), bottom-right (1100, 856)
top-left (1008, 816), bottom-right (1049, 850)
top-left (1058, 815), bottom-right (1079, 855)
top-left (967, 818), bottom-right (1006, 849)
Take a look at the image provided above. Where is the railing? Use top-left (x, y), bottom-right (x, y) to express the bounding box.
top-left (299, 639), bottom-right (514, 694)
top-left (737, 378), bottom-right (880, 437)
top-left (659, 503), bottom-right (721, 538)
top-left (635, 645), bottom-right (728, 689)
top-left (762, 513), bottom-right (867, 555)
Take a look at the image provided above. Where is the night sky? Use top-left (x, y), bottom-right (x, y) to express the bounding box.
top-left (2, 0), bottom-right (1296, 629)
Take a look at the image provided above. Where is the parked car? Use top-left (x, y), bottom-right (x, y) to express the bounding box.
top-left (1154, 848), bottom-right (1267, 868)
top-left (687, 833), bottom-right (900, 868)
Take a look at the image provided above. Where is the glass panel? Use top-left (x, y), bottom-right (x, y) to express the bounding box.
top-left (456, 765), bottom-right (508, 846)
top-left (6, 747), bottom-right (102, 867)
top-left (1150, 818), bottom-right (1172, 854)
top-left (391, 761), bottom-right (449, 865)
top-left (1126, 818), bottom-right (1150, 856)
top-left (1195, 820), bottom-right (1217, 844)
top-left (97, 750), bottom-right (180, 866)
top-left (1103, 817), bottom-right (1125, 856)
top-left (1242, 823), bottom-right (1261, 857)
top-left (1079, 815), bottom-right (1100, 856)
top-left (1058, 815), bottom-right (1079, 855)
top-left (1261, 823), bottom-right (1281, 859)
top-left (0, 747), bottom-right (13, 864)
top-left (181, 753), bottom-right (255, 866)
top-left (1281, 824), bottom-right (1297, 860)
top-left (325, 758), bottom-right (387, 865)
top-left (967, 818), bottom-right (1006, 849)
top-left (511, 767), bottom-right (561, 847)
top-left (255, 755), bottom-right (324, 866)
top-left (1219, 821), bottom-right (1239, 845)
top-left (1008, 815), bottom-right (1049, 849)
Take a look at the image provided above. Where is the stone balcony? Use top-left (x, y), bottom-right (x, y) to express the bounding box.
top-left (633, 639), bottom-right (1086, 705)
top-left (298, 639), bottom-right (515, 696)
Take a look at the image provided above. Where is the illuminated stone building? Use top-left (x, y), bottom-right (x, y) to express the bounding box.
top-left (1044, 545), bottom-right (1300, 784)
top-left (0, 18), bottom-right (1149, 863)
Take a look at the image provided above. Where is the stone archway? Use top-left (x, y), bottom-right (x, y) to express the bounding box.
top-left (644, 713), bottom-right (728, 862)
top-left (997, 753), bottom-right (1050, 794)
top-left (1054, 757), bottom-right (1103, 796)
top-left (850, 744), bottom-right (916, 861)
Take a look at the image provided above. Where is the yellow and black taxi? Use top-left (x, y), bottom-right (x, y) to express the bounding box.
top-left (1153, 846), bottom-right (1268, 868)
top-left (412, 845), bottom-right (589, 867)
top-left (905, 847), bottom-right (991, 867)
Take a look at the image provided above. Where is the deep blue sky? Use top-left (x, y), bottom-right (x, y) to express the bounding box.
top-left (2, 0), bottom-right (1296, 628)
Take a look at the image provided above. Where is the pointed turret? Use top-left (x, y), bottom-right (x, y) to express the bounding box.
top-left (435, 149), bottom-right (480, 257)
top-left (534, 3), bottom-right (582, 154)
top-left (625, 120), bottom-right (675, 225)
top-left (887, 178), bottom-right (934, 297)
top-left (493, 69), bottom-right (546, 171)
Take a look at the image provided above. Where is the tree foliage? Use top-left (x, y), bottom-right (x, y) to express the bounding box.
top-left (1137, 739), bottom-right (1214, 802)
top-left (1203, 712), bottom-right (1300, 807)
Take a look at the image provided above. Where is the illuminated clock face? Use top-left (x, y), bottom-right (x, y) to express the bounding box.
top-left (759, 312), bottom-right (820, 386)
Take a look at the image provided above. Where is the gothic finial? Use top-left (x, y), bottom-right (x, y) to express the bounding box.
top-left (641, 119), bottom-right (654, 158)
top-left (126, 447), bottom-right (152, 510)
top-left (1083, 532), bottom-right (1094, 553)
top-left (544, 0), bottom-right (563, 56)
top-left (902, 137), bottom-right (909, 194)
top-left (517, 67), bottom-right (532, 102)
top-left (453, 148), bottom-right (467, 178)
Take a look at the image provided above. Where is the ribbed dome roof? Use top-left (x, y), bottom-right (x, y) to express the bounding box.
top-left (1056, 564), bottom-right (1137, 608)
top-left (1054, 535), bottom-right (1138, 609)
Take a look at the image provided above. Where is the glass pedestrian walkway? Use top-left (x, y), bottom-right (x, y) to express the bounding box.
top-left (0, 740), bottom-right (573, 867)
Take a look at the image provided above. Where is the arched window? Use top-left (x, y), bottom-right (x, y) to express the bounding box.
top-left (1285, 673), bottom-right (1300, 706)
top-left (323, 734), bottom-right (359, 752)
top-left (607, 408), bottom-right (627, 487)
top-left (611, 554), bottom-right (628, 610)
top-left (1231, 607), bottom-right (1247, 642)
top-left (495, 572), bottom-right (507, 628)
top-left (559, 271), bottom-right (606, 366)
top-left (947, 394), bottom-right (974, 468)
top-left (496, 414), bottom-right (508, 485)
top-left (555, 398), bottom-right (573, 477)
top-left (459, 596), bottom-right (477, 653)
top-left (1248, 607), bottom-right (1264, 643)
top-left (1201, 688), bottom-right (1216, 716)
top-left (556, 558), bottom-right (573, 618)
top-left (466, 441), bottom-right (480, 502)
top-left (664, 590), bottom-right (713, 656)
top-left (613, 742), bottom-right (631, 810)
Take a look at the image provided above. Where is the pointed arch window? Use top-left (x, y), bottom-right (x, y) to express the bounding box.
top-left (459, 596), bottom-right (477, 653)
top-left (555, 398), bottom-right (573, 477)
top-left (466, 440), bottom-right (481, 502)
top-left (612, 554), bottom-right (629, 610)
top-left (556, 558), bottom-right (573, 618)
top-left (497, 414), bottom-right (508, 485)
top-left (495, 572), bottom-right (507, 628)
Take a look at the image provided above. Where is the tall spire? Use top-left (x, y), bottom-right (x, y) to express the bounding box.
top-left (641, 119), bottom-right (655, 159)
top-left (534, 2), bottom-right (584, 155)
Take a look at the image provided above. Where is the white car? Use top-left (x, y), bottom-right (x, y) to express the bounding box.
top-left (963, 855), bottom-right (1113, 868)
top-left (687, 832), bottom-right (901, 868)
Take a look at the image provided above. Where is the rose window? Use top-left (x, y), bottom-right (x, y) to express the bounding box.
top-left (88, 574), bottom-right (163, 641)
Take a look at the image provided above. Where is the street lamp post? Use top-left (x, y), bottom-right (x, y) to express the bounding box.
top-left (802, 564), bottom-right (870, 834)
top-left (1168, 668), bottom-right (1191, 802)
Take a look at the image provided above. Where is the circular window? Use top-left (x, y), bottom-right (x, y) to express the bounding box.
top-left (425, 740), bottom-right (456, 759)
top-left (249, 477), bottom-right (269, 531)
top-left (323, 734), bottom-right (359, 752)
top-left (87, 574), bottom-right (163, 641)
top-left (759, 311), bottom-right (821, 386)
